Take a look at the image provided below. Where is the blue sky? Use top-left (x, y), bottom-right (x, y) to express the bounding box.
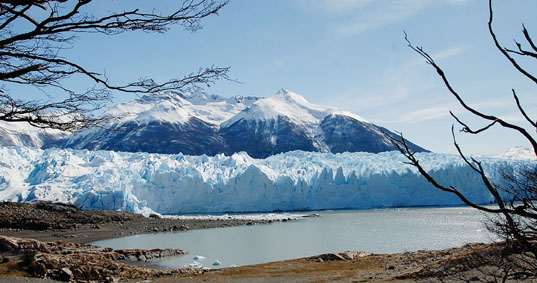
top-left (18, 0), bottom-right (537, 154)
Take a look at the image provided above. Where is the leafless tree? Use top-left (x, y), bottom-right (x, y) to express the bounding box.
top-left (390, 0), bottom-right (537, 269)
top-left (0, 0), bottom-right (229, 131)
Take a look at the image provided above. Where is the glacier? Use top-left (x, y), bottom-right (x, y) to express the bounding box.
top-left (0, 146), bottom-right (533, 215)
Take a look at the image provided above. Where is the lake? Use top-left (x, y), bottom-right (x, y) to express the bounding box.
top-left (93, 206), bottom-right (495, 269)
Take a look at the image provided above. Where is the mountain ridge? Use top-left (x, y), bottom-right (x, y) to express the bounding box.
top-left (8, 88), bottom-right (427, 158)
top-left (0, 121), bottom-right (68, 148)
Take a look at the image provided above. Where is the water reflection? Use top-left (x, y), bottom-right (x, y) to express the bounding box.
top-left (93, 207), bottom-right (494, 269)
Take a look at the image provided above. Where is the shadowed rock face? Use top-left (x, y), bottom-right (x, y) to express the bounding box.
top-left (54, 114), bottom-right (427, 158)
top-left (57, 118), bottom-right (224, 155)
top-left (220, 116), bottom-right (320, 158)
top-left (319, 114), bottom-right (424, 154)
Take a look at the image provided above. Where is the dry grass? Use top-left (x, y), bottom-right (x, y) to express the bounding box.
top-left (155, 255), bottom-right (398, 282)
top-left (0, 258), bottom-right (31, 279)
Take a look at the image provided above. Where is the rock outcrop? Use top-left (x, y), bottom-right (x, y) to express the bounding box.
top-left (309, 251), bottom-right (372, 262)
top-left (0, 235), bottom-right (199, 282)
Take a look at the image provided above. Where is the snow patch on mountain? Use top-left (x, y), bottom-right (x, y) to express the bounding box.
top-left (0, 146), bottom-right (532, 215)
top-left (0, 121), bottom-right (68, 148)
top-left (493, 146), bottom-right (537, 160)
top-left (223, 89), bottom-right (369, 127)
top-left (107, 90), bottom-right (258, 126)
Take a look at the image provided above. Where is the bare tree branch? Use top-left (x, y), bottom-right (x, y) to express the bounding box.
top-left (512, 89), bottom-right (537, 128)
top-left (404, 31), bottom-right (537, 156)
top-left (488, 0), bottom-right (537, 85)
top-left (522, 24), bottom-right (537, 53)
top-left (396, 0), bottom-right (537, 265)
top-left (450, 111), bottom-right (498, 135)
top-left (0, 0), bottom-right (230, 131)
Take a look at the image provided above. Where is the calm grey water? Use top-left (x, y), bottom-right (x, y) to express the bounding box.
top-left (93, 207), bottom-right (494, 269)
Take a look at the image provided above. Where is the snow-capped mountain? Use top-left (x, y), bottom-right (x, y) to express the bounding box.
top-left (53, 88), bottom-right (426, 157)
top-left (55, 90), bottom-right (258, 155)
top-left (0, 121), bottom-right (68, 148)
top-left (222, 89), bottom-right (368, 128)
top-left (493, 146), bottom-right (537, 160)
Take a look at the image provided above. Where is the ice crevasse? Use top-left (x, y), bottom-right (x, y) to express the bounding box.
top-left (0, 146), bottom-right (533, 215)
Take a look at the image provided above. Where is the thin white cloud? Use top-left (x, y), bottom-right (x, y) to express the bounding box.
top-left (430, 46), bottom-right (468, 61)
top-left (325, 86), bottom-right (411, 114)
top-left (351, 45), bottom-right (466, 110)
top-left (315, 44), bottom-right (472, 125)
top-left (317, 48), bottom-right (444, 117)
top-left (394, 96), bottom-right (534, 124)
top-left (470, 98), bottom-right (512, 110)
top-left (498, 110), bottom-right (537, 126)
top-left (320, 0), bottom-right (374, 12)
top-left (334, 1), bottom-right (426, 36)
top-left (395, 103), bottom-right (457, 123)
top-left (293, 0), bottom-right (373, 13)
top-left (273, 58), bottom-right (285, 68)
top-left (293, 0), bottom-right (471, 36)
top-left (405, 43), bottom-right (470, 69)
top-left (318, 73), bottom-right (440, 125)
top-left (499, 112), bottom-right (528, 123)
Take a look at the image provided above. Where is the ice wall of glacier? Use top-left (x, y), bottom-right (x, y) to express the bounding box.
top-left (0, 146), bottom-right (532, 215)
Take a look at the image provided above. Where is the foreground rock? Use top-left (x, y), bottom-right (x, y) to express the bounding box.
top-left (309, 251), bottom-right (372, 262)
top-left (395, 241), bottom-right (537, 282)
top-left (0, 236), bottom-right (200, 282)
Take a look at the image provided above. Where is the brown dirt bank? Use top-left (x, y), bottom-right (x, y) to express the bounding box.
top-left (157, 242), bottom-right (534, 282)
top-left (0, 201), bottom-right (282, 244)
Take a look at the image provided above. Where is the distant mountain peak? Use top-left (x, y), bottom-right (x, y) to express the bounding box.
top-left (223, 89), bottom-right (370, 128)
top-left (275, 88), bottom-right (301, 98)
top-left (493, 146), bottom-right (537, 160)
top-left (274, 88), bottom-right (311, 105)
top-left (44, 88), bottom-right (427, 158)
top-left (277, 87), bottom-right (290, 93)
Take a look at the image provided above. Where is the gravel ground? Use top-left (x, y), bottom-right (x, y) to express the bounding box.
top-left (0, 279), bottom-right (60, 282)
top-left (0, 201), bottom-right (278, 244)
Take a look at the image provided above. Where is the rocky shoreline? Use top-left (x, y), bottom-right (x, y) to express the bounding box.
top-left (0, 201), bottom-right (533, 282)
top-left (0, 235), bottom-right (197, 282)
top-left (0, 201), bottom-right (283, 244)
top-left (0, 201), bottom-right (307, 282)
